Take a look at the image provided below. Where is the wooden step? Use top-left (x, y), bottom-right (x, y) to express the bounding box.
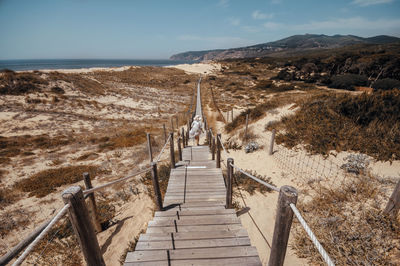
top-left (138, 229), bottom-right (249, 242)
top-left (135, 236), bottom-right (251, 250)
top-left (124, 256), bottom-right (262, 266)
top-left (125, 246), bottom-right (260, 263)
top-left (155, 208), bottom-right (235, 217)
top-left (148, 216), bottom-right (240, 227)
top-left (146, 224), bottom-right (243, 234)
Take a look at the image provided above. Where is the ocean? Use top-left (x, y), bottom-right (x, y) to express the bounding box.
top-left (0, 59), bottom-right (196, 71)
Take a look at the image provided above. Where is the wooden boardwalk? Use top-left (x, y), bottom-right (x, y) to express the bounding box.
top-left (124, 145), bottom-right (262, 265)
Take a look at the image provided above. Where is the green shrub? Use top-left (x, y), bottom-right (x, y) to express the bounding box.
top-left (372, 78), bottom-right (400, 91)
top-left (328, 74), bottom-right (368, 91)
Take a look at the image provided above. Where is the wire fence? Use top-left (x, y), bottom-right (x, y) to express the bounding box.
top-left (216, 131), bottom-right (336, 265)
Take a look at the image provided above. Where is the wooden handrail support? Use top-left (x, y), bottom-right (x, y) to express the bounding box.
top-left (208, 129), bottom-right (212, 148)
top-left (146, 133), bottom-right (153, 162)
top-left (226, 158), bottom-right (234, 209)
top-left (151, 162), bottom-right (163, 211)
top-left (186, 122), bottom-right (190, 146)
top-left (216, 133), bottom-right (221, 168)
top-left (212, 136), bottom-right (216, 160)
top-left (384, 179), bottom-right (400, 217)
top-left (163, 124), bottom-right (167, 144)
top-left (268, 186), bottom-right (298, 266)
top-left (62, 186), bottom-right (105, 266)
top-left (169, 132), bottom-right (176, 168)
top-left (181, 128), bottom-right (186, 148)
top-left (269, 129), bottom-right (276, 155)
top-left (83, 173), bottom-right (102, 233)
top-left (178, 136), bottom-right (183, 161)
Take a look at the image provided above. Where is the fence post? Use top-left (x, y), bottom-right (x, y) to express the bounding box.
top-left (62, 186), bottom-right (105, 266)
top-left (186, 122), bottom-right (189, 146)
top-left (226, 158), bottom-right (234, 209)
top-left (268, 186), bottom-right (298, 266)
top-left (269, 129), bottom-right (276, 155)
top-left (169, 132), bottom-right (176, 168)
top-left (231, 109), bottom-right (234, 122)
top-left (150, 162), bottom-right (163, 211)
top-left (170, 117), bottom-right (174, 132)
top-left (146, 133), bottom-right (153, 162)
top-left (216, 134), bottom-right (221, 168)
top-left (182, 128), bottom-right (186, 148)
top-left (83, 173), bottom-right (102, 233)
top-left (178, 136), bottom-right (183, 161)
top-left (175, 116), bottom-right (178, 130)
top-left (244, 114), bottom-right (249, 141)
top-left (163, 124), bottom-right (167, 144)
top-left (384, 179), bottom-right (400, 217)
top-left (212, 136), bottom-right (216, 160)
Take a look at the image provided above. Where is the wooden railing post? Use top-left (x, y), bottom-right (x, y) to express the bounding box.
top-left (212, 136), bottom-right (216, 160)
top-left (268, 186), bottom-right (298, 266)
top-left (226, 158), bottom-right (233, 209)
top-left (62, 186), bottom-right (105, 266)
top-left (178, 136), bottom-right (183, 161)
top-left (384, 179), bottom-right (400, 217)
top-left (175, 116), bottom-right (178, 130)
top-left (83, 173), bottom-right (102, 233)
top-left (269, 129), bottom-right (276, 155)
top-left (146, 133), bottom-right (153, 162)
top-left (163, 124), bottom-right (167, 144)
top-left (185, 122), bottom-right (189, 146)
top-left (169, 132), bottom-right (176, 168)
top-left (150, 162), bottom-right (163, 211)
top-left (231, 108), bottom-right (234, 122)
top-left (181, 127), bottom-right (186, 148)
top-left (216, 134), bottom-right (221, 168)
top-left (244, 114), bottom-right (249, 141)
top-left (170, 117), bottom-right (174, 132)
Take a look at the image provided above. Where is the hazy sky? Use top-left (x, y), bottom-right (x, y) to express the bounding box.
top-left (1, 0), bottom-right (399, 59)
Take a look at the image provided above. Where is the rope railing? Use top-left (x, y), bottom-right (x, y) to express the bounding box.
top-left (154, 134), bottom-right (172, 163)
top-left (83, 167), bottom-right (152, 195)
top-left (230, 163), bottom-right (280, 192)
top-left (12, 204), bottom-right (70, 266)
top-left (217, 135), bottom-right (229, 159)
top-left (290, 203), bottom-right (335, 266)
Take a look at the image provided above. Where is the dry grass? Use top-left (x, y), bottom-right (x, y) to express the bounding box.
top-left (141, 163), bottom-right (171, 203)
top-left (0, 134), bottom-right (74, 165)
top-left (293, 174), bottom-right (400, 265)
top-left (0, 209), bottom-right (32, 238)
top-left (232, 169), bottom-right (276, 195)
top-left (14, 165), bottom-right (108, 197)
top-left (274, 89), bottom-right (400, 161)
top-left (0, 70), bottom-right (48, 95)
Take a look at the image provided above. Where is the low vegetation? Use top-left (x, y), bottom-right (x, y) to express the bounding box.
top-left (272, 90), bottom-right (400, 161)
top-left (14, 165), bottom-right (108, 197)
top-left (232, 169), bottom-right (276, 195)
top-left (0, 70), bottom-right (48, 95)
top-left (293, 174), bottom-right (399, 265)
top-left (141, 163), bottom-right (171, 203)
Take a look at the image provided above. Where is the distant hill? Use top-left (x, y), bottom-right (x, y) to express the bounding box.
top-left (170, 34), bottom-right (400, 61)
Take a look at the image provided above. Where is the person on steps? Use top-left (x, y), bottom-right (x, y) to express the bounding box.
top-left (189, 115), bottom-right (204, 146)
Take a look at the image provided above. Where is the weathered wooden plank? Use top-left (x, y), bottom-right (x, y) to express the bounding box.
top-left (161, 206), bottom-right (227, 212)
top-left (153, 214), bottom-right (237, 221)
top-left (139, 229), bottom-right (249, 242)
top-left (135, 237), bottom-right (251, 250)
top-left (146, 224), bottom-right (243, 233)
top-left (155, 208), bottom-right (235, 217)
top-left (124, 256), bottom-right (262, 266)
top-left (148, 217), bottom-right (240, 226)
top-left (125, 246), bottom-right (259, 262)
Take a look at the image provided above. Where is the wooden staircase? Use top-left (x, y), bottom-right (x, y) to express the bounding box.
top-left (124, 145), bottom-right (262, 265)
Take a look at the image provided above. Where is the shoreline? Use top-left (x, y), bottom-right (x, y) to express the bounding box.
top-left (8, 62), bottom-right (221, 75)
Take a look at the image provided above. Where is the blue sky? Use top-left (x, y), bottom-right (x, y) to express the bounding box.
top-left (1, 0), bottom-right (399, 59)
